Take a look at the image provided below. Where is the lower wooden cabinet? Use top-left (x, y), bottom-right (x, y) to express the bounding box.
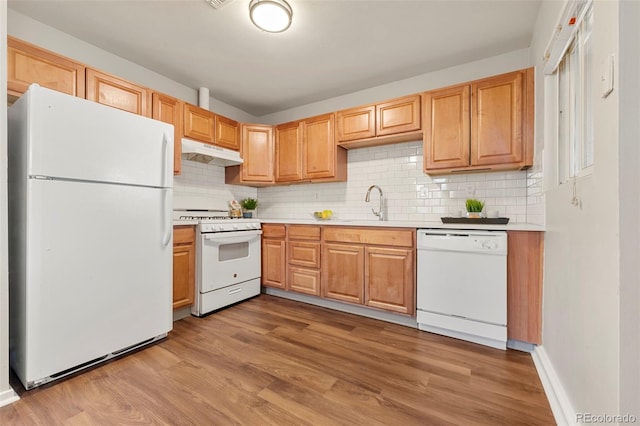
top-left (322, 227), bottom-right (416, 315)
top-left (173, 226), bottom-right (195, 310)
top-left (365, 246), bottom-right (414, 314)
top-left (261, 224), bottom-right (286, 289)
top-left (322, 243), bottom-right (365, 304)
top-left (507, 231), bottom-right (544, 344)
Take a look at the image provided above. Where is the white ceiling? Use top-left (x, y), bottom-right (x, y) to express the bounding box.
top-left (8, 0), bottom-right (542, 117)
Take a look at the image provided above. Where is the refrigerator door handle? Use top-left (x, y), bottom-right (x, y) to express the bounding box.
top-left (161, 132), bottom-right (169, 188)
top-left (161, 188), bottom-right (172, 246)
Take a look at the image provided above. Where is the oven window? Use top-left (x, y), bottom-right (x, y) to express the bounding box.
top-left (219, 242), bottom-right (249, 262)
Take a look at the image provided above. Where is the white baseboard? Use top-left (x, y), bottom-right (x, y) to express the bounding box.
top-left (532, 345), bottom-right (576, 426)
top-left (0, 387), bottom-right (19, 407)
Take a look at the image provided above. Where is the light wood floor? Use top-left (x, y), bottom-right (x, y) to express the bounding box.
top-left (1, 295), bottom-right (554, 425)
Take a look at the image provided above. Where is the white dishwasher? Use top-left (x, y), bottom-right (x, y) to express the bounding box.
top-left (416, 229), bottom-right (508, 350)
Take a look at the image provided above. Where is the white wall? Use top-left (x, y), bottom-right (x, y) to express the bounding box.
top-left (174, 160), bottom-right (257, 204)
top-left (7, 9), bottom-right (258, 124)
top-left (1, 0), bottom-right (20, 408)
top-left (618, 0), bottom-right (640, 417)
top-left (531, 0), bottom-right (638, 422)
top-left (259, 49), bottom-right (530, 124)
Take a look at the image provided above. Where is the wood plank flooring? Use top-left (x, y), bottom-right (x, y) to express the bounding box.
top-left (1, 295), bottom-right (555, 425)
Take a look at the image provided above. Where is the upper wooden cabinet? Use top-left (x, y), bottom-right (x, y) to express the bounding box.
top-left (275, 121), bottom-right (303, 182)
top-left (275, 113), bottom-right (347, 184)
top-left (7, 36), bottom-right (85, 103)
top-left (183, 103), bottom-right (215, 144)
top-left (85, 68), bottom-right (151, 117)
top-left (336, 95), bottom-right (421, 148)
top-left (423, 68), bottom-right (534, 174)
top-left (225, 124), bottom-right (274, 185)
top-left (214, 114), bottom-right (240, 151)
top-left (152, 92), bottom-right (183, 175)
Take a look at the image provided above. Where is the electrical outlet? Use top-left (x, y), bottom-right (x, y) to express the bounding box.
top-left (419, 187), bottom-right (429, 198)
top-left (464, 184), bottom-right (476, 197)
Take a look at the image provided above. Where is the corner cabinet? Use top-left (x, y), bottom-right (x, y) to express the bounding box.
top-left (7, 36), bottom-right (86, 103)
top-left (423, 68), bottom-right (534, 174)
top-left (173, 226), bottom-right (195, 310)
top-left (85, 68), bottom-right (151, 117)
top-left (275, 113), bottom-right (347, 184)
top-left (152, 92), bottom-right (183, 175)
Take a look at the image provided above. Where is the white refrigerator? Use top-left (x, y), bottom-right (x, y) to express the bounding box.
top-left (8, 85), bottom-right (174, 389)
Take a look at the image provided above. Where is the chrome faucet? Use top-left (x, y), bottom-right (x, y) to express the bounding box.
top-left (365, 185), bottom-right (385, 221)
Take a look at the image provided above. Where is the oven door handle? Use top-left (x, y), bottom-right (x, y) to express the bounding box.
top-left (203, 230), bottom-right (262, 245)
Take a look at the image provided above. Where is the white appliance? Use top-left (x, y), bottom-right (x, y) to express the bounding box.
top-left (8, 85), bottom-right (174, 389)
top-left (181, 138), bottom-right (243, 167)
top-left (416, 229), bottom-right (508, 350)
top-left (173, 197), bottom-right (262, 316)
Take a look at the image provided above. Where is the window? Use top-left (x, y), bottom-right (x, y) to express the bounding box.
top-left (546, 1), bottom-right (594, 184)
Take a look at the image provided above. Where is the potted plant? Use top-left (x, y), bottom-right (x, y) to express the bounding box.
top-left (465, 198), bottom-right (485, 219)
top-left (240, 197), bottom-right (258, 218)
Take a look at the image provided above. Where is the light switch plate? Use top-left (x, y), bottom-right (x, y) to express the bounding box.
top-left (601, 54), bottom-right (614, 98)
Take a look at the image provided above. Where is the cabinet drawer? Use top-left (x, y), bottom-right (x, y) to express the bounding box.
top-left (174, 226), bottom-right (195, 245)
top-left (323, 227), bottom-right (414, 247)
top-left (288, 225), bottom-right (321, 240)
top-left (288, 241), bottom-right (320, 268)
top-left (262, 224), bottom-right (286, 238)
top-left (289, 267), bottom-right (321, 296)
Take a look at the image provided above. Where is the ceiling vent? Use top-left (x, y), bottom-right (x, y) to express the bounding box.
top-left (204, 0), bottom-right (235, 10)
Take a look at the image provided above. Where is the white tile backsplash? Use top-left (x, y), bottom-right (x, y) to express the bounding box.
top-left (173, 142), bottom-right (543, 224)
top-left (174, 159), bottom-right (257, 206)
top-left (258, 141), bottom-right (535, 223)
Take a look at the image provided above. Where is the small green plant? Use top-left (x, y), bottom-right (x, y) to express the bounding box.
top-left (465, 198), bottom-right (485, 213)
top-left (240, 197), bottom-right (258, 211)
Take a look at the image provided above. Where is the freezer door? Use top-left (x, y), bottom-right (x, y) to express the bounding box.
top-left (24, 85), bottom-right (173, 188)
top-left (17, 179), bottom-right (173, 383)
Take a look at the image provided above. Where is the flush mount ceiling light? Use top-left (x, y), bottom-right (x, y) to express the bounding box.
top-left (249, 0), bottom-right (293, 33)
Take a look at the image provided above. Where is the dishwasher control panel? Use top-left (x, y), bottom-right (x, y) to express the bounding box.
top-left (417, 229), bottom-right (507, 255)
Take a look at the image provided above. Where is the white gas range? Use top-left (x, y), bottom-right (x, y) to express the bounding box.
top-left (173, 197), bottom-right (262, 316)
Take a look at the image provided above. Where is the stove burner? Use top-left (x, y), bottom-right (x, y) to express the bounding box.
top-left (179, 215), bottom-right (233, 220)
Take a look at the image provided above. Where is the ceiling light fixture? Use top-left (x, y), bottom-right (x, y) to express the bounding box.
top-left (249, 0), bottom-right (293, 33)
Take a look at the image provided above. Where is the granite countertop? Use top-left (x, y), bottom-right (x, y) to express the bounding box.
top-left (259, 218), bottom-right (545, 232)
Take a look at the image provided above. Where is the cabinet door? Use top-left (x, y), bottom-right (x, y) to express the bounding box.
top-left (322, 243), bottom-right (364, 304)
top-left (183, 103), bottom-right (215, 144)
top-left (173, 226), bottom-right (195, 310)
top-left (289, 267), bottom-right (321, 296)
top-left (288, 241), bottom-right (321, 268)
top-left (507, 231), bottom-right (543, 344)
top-left (275, 121), bottom-right (303, 182)
top-left (7, 36), bottom-right (85, 100)
top-left (215, 114), bottom-right (240, 151)
top-left (241, 124), bottom-right (274, 182)
top-left (336, 105), bottom-right (376, 142)
top-left (262, 238), bottom-right (286, 289)
top-left (376, 95), bottom-right (421, 137)
top-left (152, 93), bottom-right (183, 175)
top-left (423, 85), bottom-right (470, 171)
top-left (303, 113), bottom-right (336, 180)
top-left (471, 70), bottom-right (524, 166)
top-left (86, 68), bottom-right (151, 117)
top-left (365, 247), bottom-right (415, 315)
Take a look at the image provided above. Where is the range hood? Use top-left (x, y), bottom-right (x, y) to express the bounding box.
top-left (181, 138), bottom-right (243, 167)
